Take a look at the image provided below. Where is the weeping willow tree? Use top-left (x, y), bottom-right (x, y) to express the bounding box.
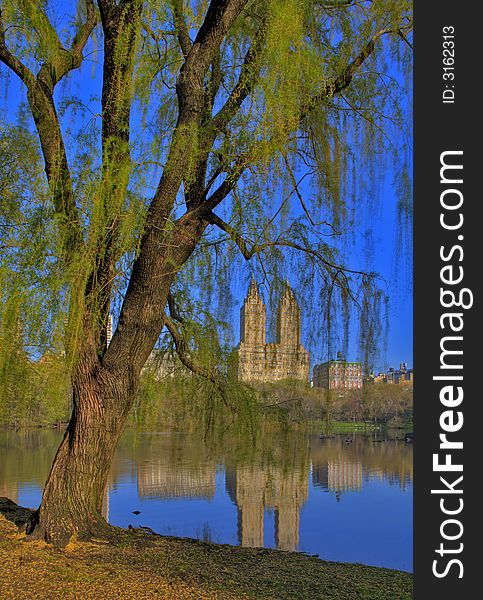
top-left (0, 0), bottom-right (412, 545)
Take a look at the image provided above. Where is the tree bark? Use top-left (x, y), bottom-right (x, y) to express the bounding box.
top-left (28, 341), bottom-right (138, 546)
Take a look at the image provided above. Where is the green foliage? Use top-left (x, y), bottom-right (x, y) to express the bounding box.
top-left (317, 382), bottom-right (413, 425)
top-left (132, 366), bottom-right (260, 434)
top-left (131, 367), bottom-right (412, 435)
top-left (0, 0), bottom-right (412, 422)
top-left (0, 124), bottom-right (65, 355)
top-left (0, 123), bottom-right (71, 425)
top-left (0, 351), bottom-right (70, 426)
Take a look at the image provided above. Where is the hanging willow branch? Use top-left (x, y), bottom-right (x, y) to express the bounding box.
top-left (0, 4), bottom-right (98, 259)
top-left (1, 0), bottom-right (412, 377)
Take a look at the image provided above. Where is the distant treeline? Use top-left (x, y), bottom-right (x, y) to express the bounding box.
top-left (0, 353), bottom-right (70, 427)
top-left (250, 381), bottom-right (413, 428)
top-left (0, 355), bottom-right (412, 429)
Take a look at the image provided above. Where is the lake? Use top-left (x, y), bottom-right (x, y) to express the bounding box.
top-left (0, 427), bottom-right (412, 572)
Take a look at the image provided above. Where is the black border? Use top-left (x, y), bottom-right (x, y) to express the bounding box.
top-left (414, 2), bottom-right (480, 596)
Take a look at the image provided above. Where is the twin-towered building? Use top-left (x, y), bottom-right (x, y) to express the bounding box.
top-left (236, 280), bottom-right (363, 389)
top-left (236, 280), bottom-right (310, 384)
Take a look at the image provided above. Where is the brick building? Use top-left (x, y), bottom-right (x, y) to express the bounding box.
top-left (312, 353), bottom-right (363, 390)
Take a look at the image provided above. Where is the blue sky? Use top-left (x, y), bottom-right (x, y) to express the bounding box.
top-left (1, 5), bottom-right (413, 375)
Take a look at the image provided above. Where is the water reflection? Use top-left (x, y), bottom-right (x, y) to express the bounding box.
top-left (138, 459), bottom-right (216, 499)
top-left (0, 428), bottom-right (412, 571)
top-left (226, 463), bottom-right (308, 551)
top-left (313, 460), bottom-right (363, 498)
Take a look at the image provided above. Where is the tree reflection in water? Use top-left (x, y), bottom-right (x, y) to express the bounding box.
top-left (0, 427), bottom-right (412, 567)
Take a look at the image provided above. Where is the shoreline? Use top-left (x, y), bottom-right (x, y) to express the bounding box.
top-left (0, 419), bottom-right (412, 433)
top-left (0, 508), bottom-right (412, 599)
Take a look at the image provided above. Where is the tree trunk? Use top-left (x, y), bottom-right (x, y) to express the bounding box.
top-left (28, 359), bottom-right (137, 546)
top-left (28, 218), bottom-right (208, 546)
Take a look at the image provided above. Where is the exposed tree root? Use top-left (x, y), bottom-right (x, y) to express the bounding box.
top-left (0, 497), bottom-right (35, 530)
top-left (0, 497), bottom-right (152, 548)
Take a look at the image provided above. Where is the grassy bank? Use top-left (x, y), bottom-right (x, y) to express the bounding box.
top-left (0, 512), bottom-right (412, 600)
top-left (310, 420), bottom-right (413, 434)
top-left (315, 420), bottom-right (382, 433)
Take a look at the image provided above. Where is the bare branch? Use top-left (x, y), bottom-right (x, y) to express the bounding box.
top-left (171, 0), bottom-right (192, 57)
top-left (206, 211), bottom-right (252, 260)
top-left (199, 152), bottom-right (248, 213)
top-left (339, 92), bottom-right (393, 146)
top-left (0, 10), bottom-right (35, 85)
top-left (207, 211), bottom-right (370, 279)
top-left (301, 25), bottom-right (412, 119)
top-left (163, 312), bottom-right (219, 385)
top-left (397, 28), bottom-right (413, 50)
top-left (283, 156), bottom-right (317, 227)
top-left (212, 12), bottom-right (267, 133)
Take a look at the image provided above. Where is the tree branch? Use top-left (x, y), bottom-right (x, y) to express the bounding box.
top-left (182, 23), bottom-right (412, 246)
top-left (162, 312), bottom-right (219, 385)
top-left (106, 0), bottom-right (252, 366)
top-left (96, 0), bottom-right (117, 27)
top-left (167, 291), bottom-right (185, 323)
top-left (207, 210), bottom-right (370, 279)
top-left (171, 0), bottom-right (192, 57)
top-left (301, 25), bottom-right (411, 119)
top-left (198, 151), bottom-right (248, 213)
top-left (209, 46), bottom-right (222, 107)
top-left (283, 156), bottom-right (317, 227)
top-left (206, 211), bottom-right (252, 259)
top-left (0, 4), bottom-right (98, 259)
top-left (36, 0), bottom-right (97, 91)
top-left (0, 10), bottom-right (35, 85)
top-left (212, 12), bottom-right (268, 133)
top-left (315, 0), bottom-right (358, 9)
top-left (143, 0), bottom-right (249, 228)
top-left (183, 7), bottom-right (265, 213)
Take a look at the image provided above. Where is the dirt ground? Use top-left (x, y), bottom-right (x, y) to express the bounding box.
top-left (0, 511), bottom-right (412, 599)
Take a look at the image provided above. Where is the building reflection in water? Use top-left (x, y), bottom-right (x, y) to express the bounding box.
top-left (312, 460), bottom-right (362, 502)
top-left (0, 482), bottom-right (18, 503)
top-left (0, 429), bottom-right (412, 560)
top-left (225, 464), bottom-right (308, 551)
top-left (137, 460), bottom-right (216, 499)
top-left (92, 434), bottom-right (413, 552)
